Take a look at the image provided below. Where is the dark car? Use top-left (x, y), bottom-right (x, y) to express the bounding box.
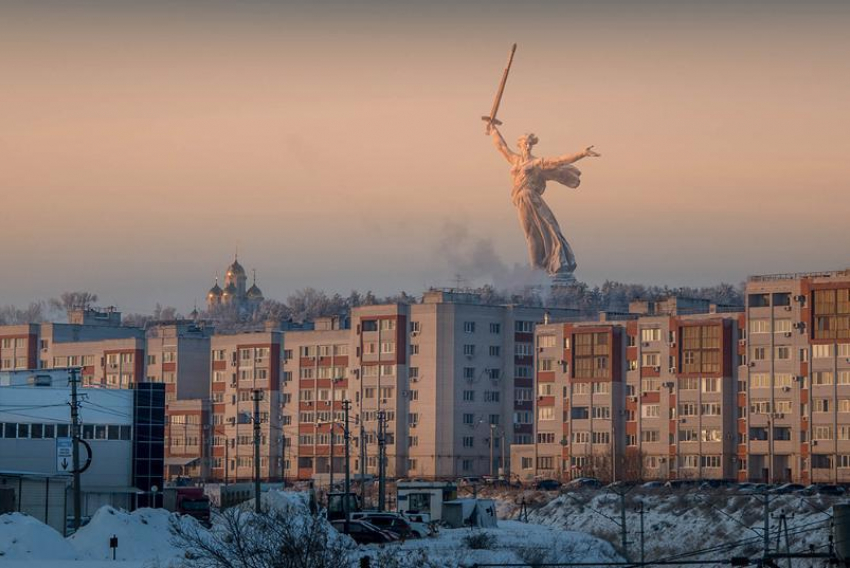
top-left (535, 479), bottom-right (562, 491)
top-left (350, 513), bottom-right (418, 539)
top-left (331, 520), bottom-right (398, 544)
top-left (771, 483), bottom-right (806, 494)
top-left (565, 477), bottom-right (601, 490)
top-left (814, 484), bottom-right (846, 496)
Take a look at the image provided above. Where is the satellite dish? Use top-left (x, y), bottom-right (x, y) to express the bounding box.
top-left (151, 485), bottom-right (159, 493)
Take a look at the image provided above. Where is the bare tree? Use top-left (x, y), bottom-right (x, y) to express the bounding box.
top-left (171, 506), bottom-right (353, 568)
top-left (49, 291), bottom-right (99, 313)
top-left (0, 301), bottom-right (47, 325)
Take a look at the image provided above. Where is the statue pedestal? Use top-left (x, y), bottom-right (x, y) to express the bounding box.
top-left (551, 272), bottom-right (577, 288)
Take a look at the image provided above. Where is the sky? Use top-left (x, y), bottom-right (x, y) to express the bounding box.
top-left (1, 0), bottom-right (848, 314)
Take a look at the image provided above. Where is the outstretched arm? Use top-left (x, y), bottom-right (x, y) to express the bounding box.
top-left (487, 123), bottom-right (517, 163)
top-left (541, 146), bottom-right (601, 168)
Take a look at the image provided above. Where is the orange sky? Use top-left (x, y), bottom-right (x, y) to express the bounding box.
top-left (1, 1), bottom-right (848, 312)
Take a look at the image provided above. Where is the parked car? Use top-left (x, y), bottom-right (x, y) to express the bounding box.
top-left (400, 512), bottom-right (435, 537)
top-left (812, 484), bottom-right (846, 496)
top-left (738, 483), bottom-right (769, 494)
top-left (664, 480), bottom-right (700, 490)
top-left (641, 481), bottom-right (665, 490)
top-left (349, 512), bottom-right (419, 539)
top-left (770, 483), bottom-right (806, 494)
top-left (331, 520), bottom-right (398, 544)
top-left (565, 477), bottom-right (601, 490)
top-left (535, 479), bottom-right (562, 491)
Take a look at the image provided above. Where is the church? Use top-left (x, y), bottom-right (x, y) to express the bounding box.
top-left (206, 256), bottom-right (264, 313)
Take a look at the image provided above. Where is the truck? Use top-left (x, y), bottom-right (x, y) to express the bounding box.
top-left (163, 487), bottom-right (211, 526)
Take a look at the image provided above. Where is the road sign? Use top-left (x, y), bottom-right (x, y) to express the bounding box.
top-left (56, 437), bottom-right (73, 473)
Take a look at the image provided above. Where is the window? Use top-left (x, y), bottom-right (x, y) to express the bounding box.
top-left (752, 347), bottom-right (767, 361)
top-left (571, 431), bottom-right (590, 444)
top-left (641, 353), bottom-right (660, 367)
top-left (774, 319), bottom-right (792, 334)
top-left (490, 323), bottom-right (501, 334)
top-left (463, 322), bottom-right (476, 334)
top-left (408, 436), bottom-right (419, 447)
top-left (592, 406), bottom-right (611, 419)
top-left (701, 403), bottom-right (721, 416)
top-left (515, 343), bottom-right (533, 357)
top-left (463, 436), bottom-right (475, 448)
top-left (574, 332), bottom-right (610, 379)
top-left (409, 390), bottom-right (419, 401)
top-left (813, 372), bottom-right (834, 386)
top-left (515, 365), bottom-right (532, 378)
top-left (592, 382), bottom-right (610, 394)
top-left (813, 289), bottom-right (850, 340)
top-left (463, 390), bottom-right (475, 402)
top-left (463, 413), bottom-right (475, 425)
top-left (573, 383), bottom-right (589, 395)
top-left (484, 391), bottom-right (500, 402)
top-left (489, 346), bottom-right (501, 357)
top-left (701, 428), bottom-right (721, 442)
top-left (380, 342), bottom-right (395, 354)
top-left (775, 346), bottom-right (791, 360)
top-left (680, 429), bottom-right (698, 442)
top-left (641, 404), bottom-right (660, 418)
top-left (515, 321), bottom-right (533, 333)
top-left (750, 320), bottom-right (770, 334)
top-left (814, 425), bottom-right (833, 440)
top-left (409, 413), bottom-right (420, 425)
top-left (538, 407), bottom-right (555, 421)
top-left (538, 335), bottom-right (557, 348)
top-left (641, 430), bottom-right (660, 443)
top-left (813, 344), bottom-right (833, 359)
top-left (463, 344), bottom-right (475, 356)
top-left (680, 377), bottom-right (699, 390)
top-left (410, 321), bottom-right (421, 333)
top-left (702, 378), bottom-right (721, 393)
top-left (641, 328), bottom-right (661, 342)
top-left (592, 431), bottom-right (610, 444)
top-left (463, 367), bottom-right (476, 379)
top-left (514, 388), bottom-right (533, 401)
top-left (814, 399), bottom-right (830, 413)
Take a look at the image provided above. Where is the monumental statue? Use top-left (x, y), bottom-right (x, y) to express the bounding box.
top-left (483, 44), bottom-right (600, 284)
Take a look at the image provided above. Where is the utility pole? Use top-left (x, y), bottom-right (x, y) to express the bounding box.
top-left (343, 399), bottom-right (351, 534)
top-left (637, 502), bottom-right (646, 565)
top-left (359, 422), bottom-right (367, 509)
top-left (329, 420), bottom-right (335, 493)
top-left (763, 492), bottom-right (771, 560)
top-left (489, 424), bottom-right (495, 479)
top-left (252, 389), bottom-right (263, 514)
top-left (69, 368), bottom-right (82, 531)
top-left (620, 490), bottom-right (628, 560)
top-left (377, 409), bottom-right (386, 512)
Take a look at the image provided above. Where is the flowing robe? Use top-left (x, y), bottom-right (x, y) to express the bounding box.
top-left (509, 156), bottom-right (581, 276)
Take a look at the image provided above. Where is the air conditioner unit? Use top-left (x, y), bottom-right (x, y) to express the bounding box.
top-left (653, 366), bottom-right (661, 372)
top-left (792, 322), bottom-right (803, 329)
top-left (812, 440), bottom-right (818, 446)
top-left (749, 362), bottom-right (756, 367)
top-left (642, 342), bottom-right (651, 348)
top-left (557, 360), bottom-right (566, 365)
top-left (668, 367), bottom-right (676, 374)
top-left (411, 330), bottom-right (419, 337)
top-left (781, 386), bottom-right (791, 393)
top-left (794, 295), bottom-right (806, 302)
top-left (784, 332), bottom-right (792, 337)
top-left (628, 395), bottom-right (638, 402)
top-left (739, 339), bottom-right (747, 346)
top-left (411, 377), bottom-right (419, 383)
top-left (669, 342), bottom-right (676, 348)
top-left (783, 306), bottom-right (792, 311)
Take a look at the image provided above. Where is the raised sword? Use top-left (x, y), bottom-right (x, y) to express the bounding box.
top-left (482, 43), bottom-right (517, 132)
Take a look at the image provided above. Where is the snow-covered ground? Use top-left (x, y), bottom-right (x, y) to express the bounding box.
top-left (494, 487), bottom-right (841, 566)
top-left (3, 487), bottom-right (839, 568)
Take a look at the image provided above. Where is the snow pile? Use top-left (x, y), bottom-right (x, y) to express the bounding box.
top-left (362, 520), bottom-right (622, 567)
top-left (501, 489), bottom-right (839, 563)
top-left (68, 506), bottom-right (191, 565)
top-left (0, 512), bottom-right (76, 561)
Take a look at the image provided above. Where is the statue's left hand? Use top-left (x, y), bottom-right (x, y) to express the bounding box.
top-left (584, 145), bottom-right (601, 157)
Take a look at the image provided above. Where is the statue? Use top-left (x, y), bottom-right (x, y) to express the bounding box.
top-left (487, 123), bottom-right (600, 283)
top-left (482, 44), bottom-right (600, 284)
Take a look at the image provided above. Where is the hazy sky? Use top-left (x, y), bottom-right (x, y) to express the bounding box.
top-left (1, 0), bottom-right (848, 314)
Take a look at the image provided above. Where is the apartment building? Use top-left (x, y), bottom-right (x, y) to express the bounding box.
top-left (209, 329), bottom-right (284, 483)
top-left (744, 270), bottom-right (850, 484)
top-left (282, 290), bottom-right (578, 482)
top-left (512, 297), bottom-right (743, 482)
top-left (145, 321), bottom-right (214, 403)
top-left (0, 324), bottom-right (39, 371)
top-left (166, 398), bottom-right (211, 480)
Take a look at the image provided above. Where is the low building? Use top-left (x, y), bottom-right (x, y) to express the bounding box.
top-left (0, 369), bottom-right (165, 534)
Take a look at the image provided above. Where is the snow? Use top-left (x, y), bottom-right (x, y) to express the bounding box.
top-left (359, 519), bottom-right (622, 567)
top-left (68, 506), bottom-right (191, 564)
top-left (2, 487), bottom-right (839, 568)
top-left (0, 512), bottom-right (76, 561)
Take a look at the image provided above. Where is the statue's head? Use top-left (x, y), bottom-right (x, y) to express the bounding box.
top-left (517, 133), bottom-right (538, 154)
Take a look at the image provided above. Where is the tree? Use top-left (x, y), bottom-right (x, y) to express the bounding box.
top-left (0, 301), bottom-right (47, 325)
top-left (49, 291), bottom-right (98, 314)
top-left (171, 504), bottom-right (353, 568)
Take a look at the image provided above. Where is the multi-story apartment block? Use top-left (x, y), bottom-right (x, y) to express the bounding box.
top-left (145, 321), bottom-right (214, 403)
top-left (209, 329), bottom-right (284, 483)
top-left (0, 324), bottom-right (40, 371)
top-left (166, 398), bottom-right (210, 480)
top-left (282, 290), bottom-right (578, 482)
top-left (743, 269), bottom-right (850, 484)
top-left (512, 297), bottom-right (743, 483)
